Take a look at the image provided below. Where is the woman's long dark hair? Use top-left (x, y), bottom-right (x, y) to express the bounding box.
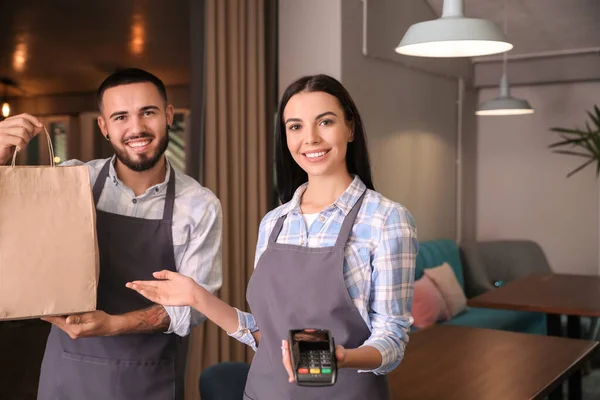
top-left (275, 74), bottom-right (374, 204)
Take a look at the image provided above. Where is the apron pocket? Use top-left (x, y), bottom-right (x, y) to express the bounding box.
top-left (59, 351), bottom-right (119, 400)
top-left (61, 351), bottom-right (175, 400)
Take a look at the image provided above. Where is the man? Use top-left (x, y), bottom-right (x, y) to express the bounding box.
top-left (0, 68), bottom-right (222, 400)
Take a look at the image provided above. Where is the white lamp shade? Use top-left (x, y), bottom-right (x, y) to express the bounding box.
top-left (396, 17), bottom-right (512, 58)
top-left (476, 96), bottom-right (534, 115)
top-left (395, 0), bottom-right (512, 58)
top-left (476, 74), bottom-right (534, 116)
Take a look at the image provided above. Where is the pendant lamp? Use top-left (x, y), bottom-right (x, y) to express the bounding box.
top-left (395, 0), bottom-right (513, 58)
top-left (476, 0), bottom-right (534, 116)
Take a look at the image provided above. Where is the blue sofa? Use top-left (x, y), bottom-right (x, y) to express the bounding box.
top-left (415, 239), bottom-right (546, 335)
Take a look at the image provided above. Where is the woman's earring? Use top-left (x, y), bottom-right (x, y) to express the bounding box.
top-left (106, 134), bottom-right (110, 141)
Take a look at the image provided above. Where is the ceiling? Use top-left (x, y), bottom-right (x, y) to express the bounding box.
top-left (426, 0), bottom-right (600, 56)
top-left (0, 0), bottom-right (190, 97)
top-left (7, 0), bottom-right (599, 98)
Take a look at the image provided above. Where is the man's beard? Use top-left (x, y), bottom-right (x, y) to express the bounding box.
top-left (111, 127), bottom-right (170, 172)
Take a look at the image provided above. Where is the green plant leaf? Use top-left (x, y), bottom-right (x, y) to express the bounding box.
top-left (550, 105), bottom-right (600, 178)
top-left (552, 150), bottom-right (593, 158)
top-left (566, 158), bottom-right (595, 178)
top-left (588, 107), bottom-right (600, 130)
top-left (592, 136), bottom-right (600, 157)
top-left (594, 105), bottom-right (600, 122)
top-left (550, 127), bottom-right (588, 135)
top-left (548, 137), bottom-right (590, 148)
top-left (583, 140), bottom-right (600, 160)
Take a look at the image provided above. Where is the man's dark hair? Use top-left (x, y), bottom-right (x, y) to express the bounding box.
top-left (96, 68), bottom-right (167, 110)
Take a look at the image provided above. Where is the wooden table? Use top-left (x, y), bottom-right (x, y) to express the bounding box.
top-left (467, 274), bottom-right (600, 318)
top-left (388, 325), bottom-right (597, 400)
top-left (467, 273), bottom-right (600, 400)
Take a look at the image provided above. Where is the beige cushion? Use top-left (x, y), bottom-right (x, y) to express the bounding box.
top-left (424, 262), bottom-right (467, 317)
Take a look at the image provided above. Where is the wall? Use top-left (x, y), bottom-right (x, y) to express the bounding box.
top-left (476, 82), bottom-right (600, 275)
top-left (278, 0), bottom-right (342, 97)
top-left (341, 0), bottom-right (477, 241)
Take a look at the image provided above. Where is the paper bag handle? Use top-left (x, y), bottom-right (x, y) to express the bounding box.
top-left (11, 126), bottom-right (56, 168)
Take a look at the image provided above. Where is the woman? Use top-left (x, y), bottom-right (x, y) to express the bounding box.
top-left (127, 74), bottom-right (418, 400)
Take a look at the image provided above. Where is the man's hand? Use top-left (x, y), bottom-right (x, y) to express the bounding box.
top-left (42, 305), bottom-right (171, 338)
top-left (0, 113), bottom-right (44, 165)
top-left (42, 310), bottom-right (117, 339)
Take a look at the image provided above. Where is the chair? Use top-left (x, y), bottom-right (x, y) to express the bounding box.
top-left (199, 362), bottom-right (250, 400)
top-left (460, 239), bottom-right (553, 298)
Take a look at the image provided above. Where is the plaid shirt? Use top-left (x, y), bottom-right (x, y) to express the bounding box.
top-left (229, 176), bottom-right (418, 375)
top-left (61, 157), bottom-right (223, 337)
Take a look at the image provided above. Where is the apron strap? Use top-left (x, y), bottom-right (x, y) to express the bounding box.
top-left (268, 214), bottom-right (288, 244)
top-left (162, 164), bottom-right (176, 221)
top-left (92, 159), bottom-right (112, 205)
top-left (334, 190), bottom-right (367, 247)
top-left (269, 189), bottom-right (367, 247)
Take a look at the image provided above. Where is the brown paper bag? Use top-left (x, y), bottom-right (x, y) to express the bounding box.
top-left (0, 128), bottom-right (99, 320)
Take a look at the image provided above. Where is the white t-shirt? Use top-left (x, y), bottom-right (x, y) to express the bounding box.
top-left (302, 213), bottom-right (319, 230)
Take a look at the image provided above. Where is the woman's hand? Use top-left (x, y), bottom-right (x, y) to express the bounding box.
top-left (126, 270), bottom-right (204, 307)
top-left (281, 339), bottom-right (348, 383)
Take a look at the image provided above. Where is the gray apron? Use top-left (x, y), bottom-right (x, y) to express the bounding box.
top-left (38, 159), bottom-right (185, 400)
top-left (244, 190), bottom-right (391, 400)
